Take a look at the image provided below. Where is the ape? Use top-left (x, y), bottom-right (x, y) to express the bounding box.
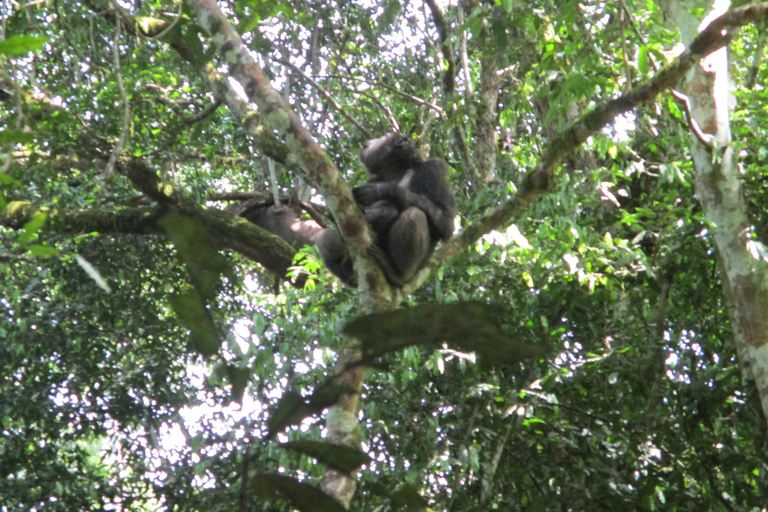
top-left (317, 134), bottom-right (456, 287)
top-left (222, 198), bottom-right (326, 284)
top-left (240, 198), bottom-right (324, 249)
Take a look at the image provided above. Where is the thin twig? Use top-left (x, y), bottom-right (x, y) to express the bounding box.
top-left (105, 17), bottom-right (131, 178)
top-left (275, 57), bottom-right (370, 137)
top-left (619, 3), bottom-right (633, 89)
top-left (746, 21), bottom-right (766, 89)
top-left (144, 2), bottom-right (183, 40)
top-left (618, 0), bottom-right (659, 72)
top-left (457, 1), bottom-right (473, 96)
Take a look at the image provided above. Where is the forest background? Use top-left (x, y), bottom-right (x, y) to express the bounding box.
top-left (2, 0), bottom-right (768, 510)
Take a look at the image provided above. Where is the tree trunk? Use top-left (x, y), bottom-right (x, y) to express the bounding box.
top-left (668, 0), bottom-right (768, 423)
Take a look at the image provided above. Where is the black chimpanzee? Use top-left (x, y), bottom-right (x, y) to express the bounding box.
top-left (316, 133), bottom-right (456, 287)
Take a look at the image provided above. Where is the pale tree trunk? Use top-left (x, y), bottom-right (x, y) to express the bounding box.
top-left (320, 349), bottom-right (365, 504)
top-left (666, 0), bottom-right (768, 423)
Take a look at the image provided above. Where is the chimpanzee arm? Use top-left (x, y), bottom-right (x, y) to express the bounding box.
top-left (352, 182), bottom-right (403, 207)
top-left (353, 183), bottom-right (452, 240)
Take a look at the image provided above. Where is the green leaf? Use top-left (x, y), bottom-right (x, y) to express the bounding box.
top-left (19, 210), bottom-right (47, 245)
top-left (168, 290), bottom-right (220, 356)
top-left (225, 364), bottom-right (251, 403)
top-left (0, 130), bottom-right (35, 144)
top-left (27, 244), bottom-right (58, 257)
top-left (251, 474), bottom-right (347, 512)
top-left (159, 212), bottom-right (228, 299)
top-left (344, 302), bottom-right (547, 367)
top-left (281, 441), bottom-right (370, 474)
top-left (389, 483), bottom-right (429, 509)
top-left (183, 25), bottom-right (214, 70)
top-left (0, 35), bottom-right (49, 55)
top-left (267, 384), bottom-right (352, 438)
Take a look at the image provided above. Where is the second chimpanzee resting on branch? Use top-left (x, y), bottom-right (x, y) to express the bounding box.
top-left (317, 133), bottom-right (456, 287)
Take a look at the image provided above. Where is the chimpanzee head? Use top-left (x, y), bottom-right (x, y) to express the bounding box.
top-left (359, 133), bottom-right (420, 182)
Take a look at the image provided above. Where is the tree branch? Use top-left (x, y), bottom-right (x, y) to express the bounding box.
top-left (425, 0), bottom-right (456, 94)
top-left (0, 159), bottom-right (314, 285)
top-left (422, 3), bottom-right (767, 289)
top-left (2, 202), bottom-right (164, 235)
top-left (120, 159), bottom-right (304, 279)
top-left (93, 2), bottom-right (295, 170)
top-left (275, 57), bottom-right (370, 137)
top-left (187, 0), bottom-right (387, 299)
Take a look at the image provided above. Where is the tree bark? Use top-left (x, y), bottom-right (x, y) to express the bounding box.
top-left (667, 0), bottom-right (768, 424)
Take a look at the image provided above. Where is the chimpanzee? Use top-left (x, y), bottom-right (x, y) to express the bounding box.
top-left (241, 199), bottom-right (324, 248)
top-left (316, 133), bottom-right (456, 287)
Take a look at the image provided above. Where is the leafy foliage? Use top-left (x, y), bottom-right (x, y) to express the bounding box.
top-left (1, 0), bottom-right (767, 511)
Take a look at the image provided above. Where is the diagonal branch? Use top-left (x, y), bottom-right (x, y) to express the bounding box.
top-left (418, 3), bottom-right (768, 290)
top-left (425, 0), bottom-right (456, 94)
top-left (93, 2), bottom-right (294, 170)
top-left (187, 0), bottom-right (389, 298)
top-left (274, 57), bottom-right (370, 137)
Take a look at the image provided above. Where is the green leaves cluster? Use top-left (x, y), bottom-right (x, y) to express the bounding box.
top-left (2, 0), bottom-right (768, 510)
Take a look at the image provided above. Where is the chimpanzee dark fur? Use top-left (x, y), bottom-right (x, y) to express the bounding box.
top-left (317, 134), bottom-right (455, 287)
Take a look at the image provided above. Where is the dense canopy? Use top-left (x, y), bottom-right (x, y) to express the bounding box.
top-left (2, 0), bottom-right (768, 510)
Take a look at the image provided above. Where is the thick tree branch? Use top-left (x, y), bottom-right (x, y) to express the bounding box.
top-left (182, 3), bottom-right (384, 506)
top-left (1, 195), bottom-right (303, 284)
top-left (187, 0), bottom-right (388, 301)
top-left (0, 158), bottom-right (311, 283)
top-left (2, 202), bottom-right (164, 235)
top-left (120, 159), bottom-right (303, 279)
top-left (209, 191), bottom-right (271, 202)
top-left (95, 2), bottom-right (294, 170)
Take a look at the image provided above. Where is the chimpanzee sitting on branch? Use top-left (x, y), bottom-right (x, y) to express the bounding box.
top-left (317, 133), bottom-right (456, 287)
